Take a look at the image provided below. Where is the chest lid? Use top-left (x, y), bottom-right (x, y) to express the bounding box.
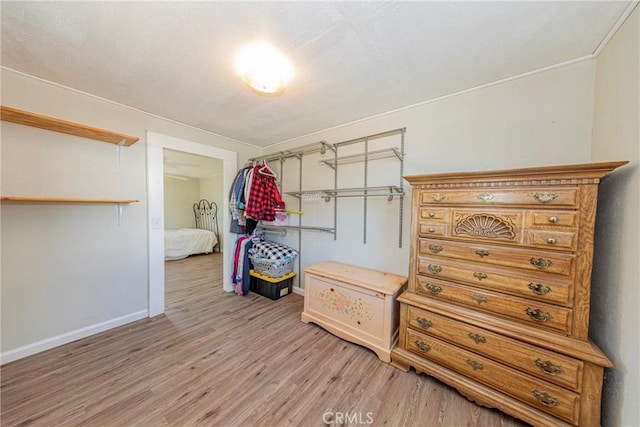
top-left (305, 262), bottom-right (407, 295)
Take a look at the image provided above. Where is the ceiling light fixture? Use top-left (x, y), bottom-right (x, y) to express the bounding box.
top-left (235, 43), bottom-right (293, 96)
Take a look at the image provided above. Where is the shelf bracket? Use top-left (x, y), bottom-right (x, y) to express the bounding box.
top-left (320, 141), bottom-right (335, 155)
top-left (320, 159), bottom-right (336, 170)
top-left (116, 139), bottom-right (126, 165)
top-left (116, 202), bottom-right (123, 225)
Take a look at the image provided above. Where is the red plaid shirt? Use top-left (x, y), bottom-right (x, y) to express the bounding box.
top-left (245, 165), bottom-right (285, 221)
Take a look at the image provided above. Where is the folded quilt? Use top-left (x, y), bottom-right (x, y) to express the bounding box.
top-left (250, 240), bottom-right (298, 260)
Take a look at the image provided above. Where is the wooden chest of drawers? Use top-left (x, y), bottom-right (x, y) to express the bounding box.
top-left (301, 262), bottom-right (407, 362)
top-left (391, 162), bottom-right (626, 427)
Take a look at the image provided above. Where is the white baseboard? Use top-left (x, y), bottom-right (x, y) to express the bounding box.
top-left (0, 309), bottom-right (148, 365)
top-left (292, 286), bottom-right (304, 296)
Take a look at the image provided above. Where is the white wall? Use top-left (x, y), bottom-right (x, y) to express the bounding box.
top-left (0, 68), bottom-right (260, 361)
top-left (265, 60), bottom-right (595, 287)
top-left (162, 175), bottom-right (223, 239)
top-left (590, 6), bottom-right (640, 427)
top-left (163, 177), bottom-right (199, 229)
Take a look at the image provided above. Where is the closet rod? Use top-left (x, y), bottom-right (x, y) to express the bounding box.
top-left (324, 186), bottom-right (404, 195)
top-left (258, 224), bottom-right (336, 233)
top-left (333, 128), bottom-right (406, 148)
top-left (320, 147), bottom-right (402, 167)
top-left (257, 228), bottom-right (287, 237)
top-left (249, 140), bottom-right (334, 163)
top-left (325, 193), bottom-right (402, 201)
top-left (285, 185), bottom-right (404, 197)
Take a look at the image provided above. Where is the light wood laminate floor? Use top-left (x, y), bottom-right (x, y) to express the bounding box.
top-left (1, 253), bottom-right (527, 426)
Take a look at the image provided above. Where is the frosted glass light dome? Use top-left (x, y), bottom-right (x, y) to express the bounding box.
top-left (235, 43), bottom-right (293, 96)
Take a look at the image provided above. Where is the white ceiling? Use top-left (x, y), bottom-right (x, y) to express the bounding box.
top-left (1, 1), bottom-right (632, 147)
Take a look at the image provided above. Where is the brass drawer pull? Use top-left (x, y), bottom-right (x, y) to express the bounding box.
top-left (428, 212), bottom-right (436, 218)
top-left (531, 389), bottom-right (560, 407)
top-left (472, 294), bottom-right (488, 305)
top-left (473, 272), bottom-right (487, 281)
top-left (416, 317), bottom-right (433, 329)
top-left (525, 308), bottom-right (552, 322)
top-left (534, 359), bottom-right (564, 376)
top-left (530, 257), bottom-right (553, 269)
top-left (475, 249), bottom-right (490, 258)
top-left (428, 244), bottom-right (443, 254)
top-left (431, 193), bottom-right (445, 202)
top-left (468, 332), bottom-right (486, 344)
top-left (428, 227), bottom-right (436, 233)
top-left (528, 282), bottom-right (551, 296)
top-left (414, 340), bottom-right (431, 352)
top-left (466, 359), bottom-right (484, 371)
top-left (424, 283), bottom-right (443, 294)
top-left (548, 216), bottom-right (558, 223)
top-left (547, 237), bottom-right (557, 245)
top-left (533, 192), bottom-right (558, 204)
top-left (477, 194), bottom-right (493, 202)
top-left (428, 264), bottom-right (442, 274)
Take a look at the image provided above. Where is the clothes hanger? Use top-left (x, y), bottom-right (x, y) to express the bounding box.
top-left (258, 159), bottom-right (277, 178)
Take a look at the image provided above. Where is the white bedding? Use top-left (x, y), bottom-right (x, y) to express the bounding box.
top-left (165, 228), bottom-right (217, 260)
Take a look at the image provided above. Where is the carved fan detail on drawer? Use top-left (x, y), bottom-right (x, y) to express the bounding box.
top-left (454, 213), bottom-right (517, 240)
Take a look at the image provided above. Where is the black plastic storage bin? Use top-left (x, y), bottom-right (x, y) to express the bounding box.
top-left (249, 270), bottom-right (295, 300)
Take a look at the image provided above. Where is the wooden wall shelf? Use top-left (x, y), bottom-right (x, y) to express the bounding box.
top-left (1, 197), bottom-right (138, 224)
top-left (1, 106), bottom-right (139, 146)
top-left (1, 197), bottom-right (139, 204)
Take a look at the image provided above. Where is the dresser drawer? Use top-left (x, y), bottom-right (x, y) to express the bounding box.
top-left (419, 207), bottom-right (449, 221)
top-left (527, 210), bottom-right (579, 229)
top-left (525, 229), bottom-right (578, 251)
top-left (415, 275), bottom-right (572, 334)
top-left (419, 237), bottom-right (574, 277)
top-left (417, 257), bottom-right (572, 306)
top-left (419, 223), bottom-right (448, 237)
top-left (420, 188), bottom-right (579, 207)
top-left (405, 329), bottom-right (580, 424)
top-left (406, 305), bottom-right (583, 391)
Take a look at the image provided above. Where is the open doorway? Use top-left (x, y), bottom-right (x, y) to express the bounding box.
top-left (163, 149), bottom-right (223, 258)
top-left (146, 132), bottom-right (237, 317)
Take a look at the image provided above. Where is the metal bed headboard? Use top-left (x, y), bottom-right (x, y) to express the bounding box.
top-left (193, 199), bottom-right (220, 252)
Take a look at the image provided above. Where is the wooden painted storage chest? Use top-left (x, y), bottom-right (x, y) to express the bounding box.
top-left (301, 262), bottom-right (407, 362)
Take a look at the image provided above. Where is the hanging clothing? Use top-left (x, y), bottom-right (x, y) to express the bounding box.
top-left (232, 235), bottom-right (249, 284)
top-left (232, 235), bottom-right (254, 296)
top-left (244, 164), bottom-right (285, 221)
top-left (229, 167), bottom-right (249, 231)
top-left (242, 167), bottom-right (254, 209)
top-left (228, 162), bottom-right (285, 229)
top-left (245, 218), bottom-right (258, 235)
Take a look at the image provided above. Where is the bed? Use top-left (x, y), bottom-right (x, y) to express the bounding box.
top-left (165, 199), bottom-right (220, 260)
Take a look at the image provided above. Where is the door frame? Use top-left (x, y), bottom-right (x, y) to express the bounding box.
top-left (146, 131), bottom-right (237, 317)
